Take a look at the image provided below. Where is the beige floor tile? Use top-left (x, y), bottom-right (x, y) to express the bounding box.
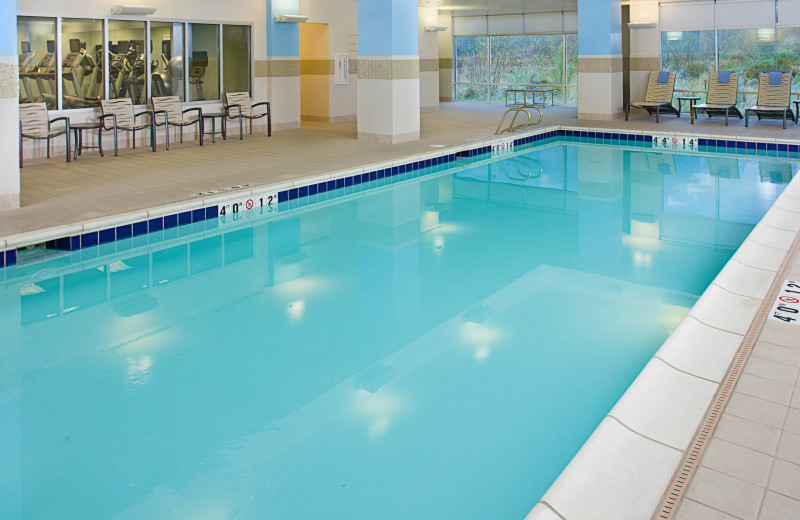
top-left (758, 491), bottom-right (800, 520)
top-left (675, 499), bottom-right (740, 520)
top-left (726, 392), bottom-right (789, 429)
top-left (786, 409), bottom-right (800, 436)
top-left (744, 357), bottom-right (800, 385)
top-left (735, 373), bottom-right (795, 406)
top-left (768, 459), bottom-right (800, 501)
top-left (715, 414), bottom-right (783, 456)
top-left (759, 321), bottom-right (800, 350)
top-left (777, 431), bottom-right (800, 466)
top-left (685, 466), bottom-right (764, 520)
top-left (792, 388), bottom-right (800, 410)
top-left (701, 438), bottom-right (774, 486)
top-left (752, 341), bottom-right (800, 368)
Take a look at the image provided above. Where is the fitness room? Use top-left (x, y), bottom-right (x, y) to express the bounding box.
top-left (16, 0), bottom-right (264, 160)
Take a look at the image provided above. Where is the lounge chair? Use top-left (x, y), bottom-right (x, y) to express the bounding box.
top-left (19, 102), bottom-right (70, 168)
top-left (745, 72), bottom-right (795, 129)
top-left (100, 98), bottom-right (167, 155)
top-left (625, 71), bottom-right (679, 123)
top-left (224, 92), bottom-right (271, 140)
top-left (152, 96), bottom-right (204, 147)
top-left (690, 72), bottom-right (743, 126)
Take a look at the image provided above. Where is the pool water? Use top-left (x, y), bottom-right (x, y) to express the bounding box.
top-left (0, 144), bottom-right (795, 519)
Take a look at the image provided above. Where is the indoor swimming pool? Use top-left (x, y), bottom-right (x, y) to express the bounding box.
top-left (1, 142), bottom-right (796, 519)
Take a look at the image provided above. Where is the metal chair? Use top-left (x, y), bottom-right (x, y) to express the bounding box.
top-left (19, 102), bottom-right (70, 168)
top-left (100, 98), bottom-right (166, 155)
top-left (151, 96), bottom-right (204, 147)
top-left (224, 92), bottom-right (271, 140)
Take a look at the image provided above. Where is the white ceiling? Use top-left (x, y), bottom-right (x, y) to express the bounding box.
top-left (418, 0), bottom-right (579, 16)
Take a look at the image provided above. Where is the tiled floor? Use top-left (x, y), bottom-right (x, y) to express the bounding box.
top-left (5, 102), bottom-right (800, 519)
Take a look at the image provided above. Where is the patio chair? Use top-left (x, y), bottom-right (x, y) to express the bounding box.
top-left (224, 92), bottom-right (271, 140)
top-left (690, 71), bottom-right (743, 126)
top-left (100, 98), bottom-right (167, 155)
top-left (745, 72), bottom-right (795, 129)
top-left (625, 71), bottom-right (679, 123)
top-left (19, 102), bottom-right (70, 168)
top-left (152, 96), bottom-right (204, 147)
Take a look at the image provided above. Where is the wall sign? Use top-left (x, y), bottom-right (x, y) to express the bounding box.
top-left (651, 134), bottom-right (698, 151)
top-left (769, 280), bottom-right (800, 325)
top-left (336, 53), bottom-right (349, 85)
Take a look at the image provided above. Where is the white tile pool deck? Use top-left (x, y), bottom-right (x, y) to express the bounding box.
top-left (4, 102), bottom-right (800, 519)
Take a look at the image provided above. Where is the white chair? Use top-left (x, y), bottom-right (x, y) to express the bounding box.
top-left (224, 92), bottom-right (271, 139)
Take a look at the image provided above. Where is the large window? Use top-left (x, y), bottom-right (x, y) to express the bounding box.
top-left (61, 18), bottom-right (104, 109)
top-left (16, 16), bottom-right (251, 109)
top-left (454, 33), bottom-right (578, 104)
top-left (223, 25), bottom-right (251, 95)
top-left (719, 28), bottom-right (800, 99)
top-left (661, 30), bottom-right (716, 93)
top-left (188, 23), bottom-right (220, 102)
top-left (17, 17), bottom-right (56, 109)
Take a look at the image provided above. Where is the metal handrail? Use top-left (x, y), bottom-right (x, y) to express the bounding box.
top-left (495, 105), bottom-right (543, 135)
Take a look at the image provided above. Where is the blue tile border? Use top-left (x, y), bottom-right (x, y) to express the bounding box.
top-left (2, 128), bottom-right (798, 267)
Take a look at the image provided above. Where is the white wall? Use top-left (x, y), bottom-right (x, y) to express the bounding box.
top-left (418, 6), bottom-right (439, 112)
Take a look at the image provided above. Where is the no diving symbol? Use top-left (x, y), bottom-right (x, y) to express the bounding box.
top-left (780, 296), bottom-right (800, 304)
top-left (671, 137), bottom-right (678, 144)
top-left (245, 199), bottom-right (254, 210)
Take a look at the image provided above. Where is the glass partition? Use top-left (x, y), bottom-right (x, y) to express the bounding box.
top-left (151, 22), bottom-right (185, 100)
top-left (661, 30), bottom-right (716, 93)
top-left (108, 20), bottom-right (146, 104)
top-left (17, 16), bottom-right (57, 109)
top-left (489, 34), bottom-right (564, 103)
top-left (188, 23), bottom-right (220, 101)
top-left (455, 36), bottom-right (488, 101)
top-left (61, 18), bottom-right (104, 108)
top-left (223, 25), bottom-right (251, 95)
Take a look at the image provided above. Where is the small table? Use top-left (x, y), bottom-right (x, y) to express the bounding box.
top-left (201, 112), bottom-right (227, 143)
top-left (793, 100), bottom-right (800, 124)
top-left (70, 122), bottom-right (105, 160)
top-left (505, 88), bottom-right (555, 107)
top-left (677, 96), bottom-right (701, 117)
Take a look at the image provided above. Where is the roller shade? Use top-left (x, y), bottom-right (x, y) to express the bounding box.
top-left (715, 0), bottom-right (776, 28)
top-left (563, 12), bottom-right (578, 32)
top-left (779, 1), bottom-right (800, 27)
top-left (524, 13), bottom-right (564, 33)
top-left (659, 1), bottom-right (715, 31)
top-left (488, 15), bottom-right (524, 34)
top-left (454, 17), bottom-right (487, 36)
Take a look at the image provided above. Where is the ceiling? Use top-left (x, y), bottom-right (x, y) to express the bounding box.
top-left (418, 0), bottom-right (579, 16)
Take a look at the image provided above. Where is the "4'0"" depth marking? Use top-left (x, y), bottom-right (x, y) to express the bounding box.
top-left (769, 280), bottom-right (800, 325)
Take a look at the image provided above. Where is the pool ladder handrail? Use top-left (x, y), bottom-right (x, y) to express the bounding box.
top-left (497, 156), bottom-right (544, 181)
top-left (495, 105), bottom-right (543, 135)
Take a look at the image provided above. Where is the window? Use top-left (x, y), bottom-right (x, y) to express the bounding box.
top-left (188, 23), bottom-right (220, 101)
top-left (455, 36), bottom-right (488, 101)
top-left (60, 18), bottom-right (104, 108)
top-left (489, 34), bottom-right (564, 102)
top-left (108, 20), bottom-right (146, 104)
top-left (660, 30), bottom-right (715, 93)
top-left (151, 22), bottom-right (185, 99)
top-left (223, 25), bottom-right (251, 95)
top-left (17, 16), bottom-right (57, 109)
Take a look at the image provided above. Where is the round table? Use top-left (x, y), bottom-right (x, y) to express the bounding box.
top-left (677, 96), bottom-right (701, 118)
top-left (201, 112), bottom-right (227, 143)
top-left (70, 122), bottom-right (106, 160)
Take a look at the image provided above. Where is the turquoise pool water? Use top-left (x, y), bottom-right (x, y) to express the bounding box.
top-left (0, 143), bottom-right (795, 519)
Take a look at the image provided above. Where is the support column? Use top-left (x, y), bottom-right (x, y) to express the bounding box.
top-left (0, 0), bottom-right (20, 210)
top-left (628, 1), bottom-right (661, 105)
top-left (357, 0), bottom-right (420, 144)
top-left (265, 0), bottom-right (301, 131)
top-left (577, 0), bottom-right (623, 120)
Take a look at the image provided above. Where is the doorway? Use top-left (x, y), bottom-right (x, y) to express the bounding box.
top-left (299, 23), bottom-right (330, 124)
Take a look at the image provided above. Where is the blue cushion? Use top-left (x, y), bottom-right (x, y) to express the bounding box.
top-left (657, 71), bottom-right (670, 83)
top-left (718, 71), bottom-right (731, 83)
top-left (769, 71), bottom-right (783, 85)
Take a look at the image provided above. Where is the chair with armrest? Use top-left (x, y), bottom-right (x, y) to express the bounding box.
top-left (19, 102), bottom-right (70, 168)
top-left (745, 72), bottom-right (795, 129)
top-left (100, 98), bottom-right (167, 155)
top-left (625, 71), bottom-right (679, 123)
top-left (690, 71), bottom-right (743, 126)
top-left (224, 92), bottom-right (271, 140)
top-left (152, 96), bottom-right (204, 147)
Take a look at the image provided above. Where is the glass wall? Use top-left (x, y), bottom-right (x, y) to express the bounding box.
top-left (188, 23), bottom-right (219, 102)
top-left (60, 18), bottom-right (104, 108)
top-left (151, 22), bottom-right (185, 99)
top-left (661, 30), bottom-right (716, 93)
top-left (454, 33), bottom-right (577, 104)
top-left (17, 16), bottom-right (57, 109)
top-left (16, 16), bottom-right (252, 110)
top-left (223, 25), bottom-right (251, 95)
top-left (108, 20), bottom-right (146, 104)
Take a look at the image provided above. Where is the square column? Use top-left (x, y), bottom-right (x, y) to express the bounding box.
top-left (265, 0), bottom-right (301, 131)
top-left (1, 0), bottom-right (20, 210)
top-left (357, 0), bottom-right (420, 144)
top-left (577, 0), bottom-right (623, 120)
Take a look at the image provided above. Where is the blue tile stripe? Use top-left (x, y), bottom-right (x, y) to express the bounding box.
top-left (1, 129), bottom-right (798, 266)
